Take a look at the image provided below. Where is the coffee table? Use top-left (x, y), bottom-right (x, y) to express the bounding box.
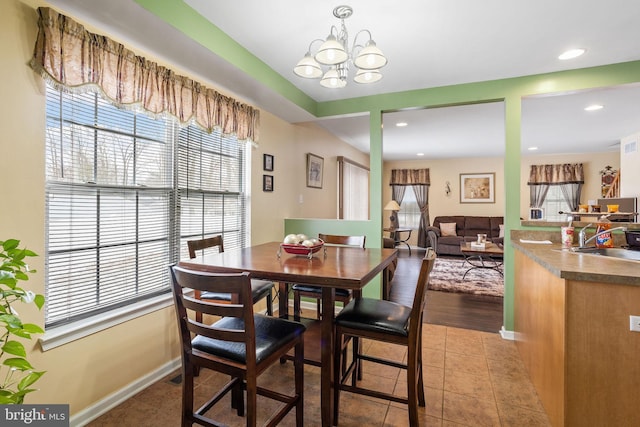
top-left (459, 242), bottom-right (504, 279)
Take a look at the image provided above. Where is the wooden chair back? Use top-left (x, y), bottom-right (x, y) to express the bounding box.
top-left (409, 247), bottom-right (437, 339)
top-left (318, 233), bottom-right (365, 248)
top-left (187, 235), bottom-right (224, 259)
top-left (170, 266), bottom-right (258, 365)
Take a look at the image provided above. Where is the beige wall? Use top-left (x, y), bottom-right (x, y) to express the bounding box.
top-left (0, 0), bottom-right (364, 418)
top-left (251, 116), bottom-right (369, 244)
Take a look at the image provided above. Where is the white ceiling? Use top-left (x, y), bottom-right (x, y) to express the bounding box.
top-left (48, 0), bottom-right (640, 159)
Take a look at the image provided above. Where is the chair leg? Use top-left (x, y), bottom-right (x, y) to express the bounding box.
top-left (294, 340), bottom-right (304, 427)
top-left (246, 375), bottom-right (258, 427)
top-left (182, 365), bottom-right (195, 427)
top-left (266, 293), bottom-right (273, 316)
top-left (293, 288), bottom-right (301, 319)
top-left (231, 377), bottom-right (244, 416)
top-left (407, 345), bottom-right (420, 426)
top-left (333, 328), bottom-right (343, 425)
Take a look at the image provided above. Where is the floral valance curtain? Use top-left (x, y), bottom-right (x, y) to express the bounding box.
top-left (527, 164), bottom-right (584, 185)
top-left (390, 169), bottom-right (430, 185)
top-left (29, 7), bottom-right (259, 142)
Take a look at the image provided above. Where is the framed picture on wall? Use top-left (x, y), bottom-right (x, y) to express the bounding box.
top-left (460, 172), bottom-right (495, 203)
top-left (263, 154), bottom-right (274, 171)
top-left (306, 153), bottom-right (324, 188)
top-left (263, 174), bottom-right (273, 192)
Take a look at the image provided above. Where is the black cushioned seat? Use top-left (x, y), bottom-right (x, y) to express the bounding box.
top-left (333, 298), bottom-right (412, 336)
top-left (192, 315), bottom-right (306, 364)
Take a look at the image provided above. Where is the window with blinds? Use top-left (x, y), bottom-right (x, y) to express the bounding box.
top-left (338, 157), bottom-right (369, 220)
top-left (45, 86), bottom-right (248, 328)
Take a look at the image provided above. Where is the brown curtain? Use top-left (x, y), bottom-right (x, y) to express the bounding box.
top-left (390, 169), bottom-right (430, 247)
top-left (390, 169), bottom-right (430, 185)
top-left (29, 7), bottom-right (259, 142)
top-left (527, 164), bottom-right (584, 184)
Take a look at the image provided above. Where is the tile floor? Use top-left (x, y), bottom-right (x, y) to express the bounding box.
top-left (87, 324), bottom-right (551, 426)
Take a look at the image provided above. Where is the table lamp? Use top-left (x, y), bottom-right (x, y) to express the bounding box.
top-left (384, 200), bottom-right (401, 226)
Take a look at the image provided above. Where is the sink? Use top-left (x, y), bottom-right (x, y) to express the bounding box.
top-left (569, 247), bottom-right (640, 261)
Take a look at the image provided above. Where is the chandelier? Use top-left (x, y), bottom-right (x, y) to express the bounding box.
top-left (293, 5), bottom-right (387, 88)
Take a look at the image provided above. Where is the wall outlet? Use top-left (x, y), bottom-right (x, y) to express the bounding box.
top-left (630, 315), bottom-right (640, 332)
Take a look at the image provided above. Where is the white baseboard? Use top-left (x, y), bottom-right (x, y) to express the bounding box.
top-left (70, 358), bottom-right (182, 427)
top-left (500, 326), bottom-right (515, 340)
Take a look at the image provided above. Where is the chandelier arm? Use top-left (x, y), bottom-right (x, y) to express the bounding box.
top-left (307, 38), bottom-right (327, 54)
top-left (351, 29), bottom-right (373, 54)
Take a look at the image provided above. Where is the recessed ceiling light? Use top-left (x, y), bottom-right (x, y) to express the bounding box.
top-left (584, 104), bottom-right (604, 111)
top-left (558, 48), bottom-right (586, 60)
top-left (528, 146), bottom-right (538, 151)
top-left (416, 152), bottom-right (424, 156)
top-left (396, 122), bottom-right (408, 127)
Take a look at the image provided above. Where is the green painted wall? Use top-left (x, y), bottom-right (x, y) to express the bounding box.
top-left (137, 0), bottom-right (640, 332)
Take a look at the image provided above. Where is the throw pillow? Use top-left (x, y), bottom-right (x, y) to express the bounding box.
top-left (499, 224), bottom-right (504, 238)
top-left (440, 222), bottom-right (457, 237)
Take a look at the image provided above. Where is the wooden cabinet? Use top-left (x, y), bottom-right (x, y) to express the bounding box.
top-left (514, 249), bottom-right (640, 426)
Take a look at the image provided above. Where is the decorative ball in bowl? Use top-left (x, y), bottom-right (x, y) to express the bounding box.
top-left (281, 234), bottom-right (324, 255)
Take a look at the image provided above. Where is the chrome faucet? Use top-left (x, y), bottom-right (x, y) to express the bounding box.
top-left (578, 223), bottom-right (627, 248)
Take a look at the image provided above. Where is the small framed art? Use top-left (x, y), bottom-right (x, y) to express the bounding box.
top-left (263, 154), bottom-right (274, 171)
top-left (263, 174), bottom-right (273, 192)
top-left (306, 153), bottom-right (324, 189)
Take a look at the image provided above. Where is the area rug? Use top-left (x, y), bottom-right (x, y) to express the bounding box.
top-left (428, 256), bottom-right (504, 297)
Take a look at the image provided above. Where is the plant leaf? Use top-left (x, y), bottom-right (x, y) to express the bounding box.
top-left (18, 371), bottom-right (45, 390)
top-left (2, 239), bottom-right (20, 251)
top-left (2, 340), bottom-right (26, 357)
top-left (3, 357), bottom-right (33, 370)
top-left (34, 294), bottom-right (45, 309)
top-left (22, 323), bottom-right (44, 334)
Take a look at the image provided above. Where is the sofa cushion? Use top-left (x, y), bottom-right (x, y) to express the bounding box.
top-left (490, 217), bottom-right (504, 238)
top-left (440, 222), bottom-right (457, 236)
top-left (464, 216), bottom-right (492, 238)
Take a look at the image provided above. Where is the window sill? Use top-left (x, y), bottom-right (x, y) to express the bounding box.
top-left (39, 293), bottom-right (173, 351)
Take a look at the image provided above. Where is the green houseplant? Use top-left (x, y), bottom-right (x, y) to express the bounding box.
top-left (0, 239), bottom-right (45, 404)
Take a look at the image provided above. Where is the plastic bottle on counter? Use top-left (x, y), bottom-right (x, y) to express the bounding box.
top-left (595, 215), bottom-right (613, 248)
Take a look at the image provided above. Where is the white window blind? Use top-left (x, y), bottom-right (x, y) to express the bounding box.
top-left (45, 86), bottom-right (247, 327)
top-left (338, 157), bottom-right (369, 220)
top-left (177, 126), bottom-right (247, 259)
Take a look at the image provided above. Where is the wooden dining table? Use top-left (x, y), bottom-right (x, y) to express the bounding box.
top-left (178, 241), bottom-right (398, 427)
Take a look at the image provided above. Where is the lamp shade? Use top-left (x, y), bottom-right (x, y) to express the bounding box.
top-left (384, 200), bottom-right (401, 211)
top-left (354, 40), bottom-right (387, 69)
top-left (354, 68), bottom-right (382, 84)
top-left (315, 35), bottom-right (348, 65)
top-left (320, 68), bottom-right (347, 88)
top-left (293, 53), bottom-right (322, 78)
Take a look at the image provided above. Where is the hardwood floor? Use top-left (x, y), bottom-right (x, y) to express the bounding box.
top-left (390, 248), bottom-right (504, 333)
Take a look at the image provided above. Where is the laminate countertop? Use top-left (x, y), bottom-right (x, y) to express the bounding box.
top-left (510, 231), bottom-right (640, 287)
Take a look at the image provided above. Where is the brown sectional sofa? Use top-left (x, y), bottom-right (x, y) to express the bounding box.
top-left (426, 215), bottom-right (504, 256)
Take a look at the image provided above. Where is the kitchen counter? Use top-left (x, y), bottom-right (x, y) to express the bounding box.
top-left (511, 236), bottom-right (640, 286)
top-left (511, 229), bottom-right (640, 426)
